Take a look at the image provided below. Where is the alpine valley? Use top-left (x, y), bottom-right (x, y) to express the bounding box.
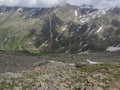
top-left (0, 4), bottom-right (120, 90)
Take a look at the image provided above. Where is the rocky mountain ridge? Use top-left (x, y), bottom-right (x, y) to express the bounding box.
top-left (0, 4), bottom-right (120, 53)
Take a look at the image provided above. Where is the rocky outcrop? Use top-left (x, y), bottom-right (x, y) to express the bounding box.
top-left (0, 61), bottom-right (119, 90)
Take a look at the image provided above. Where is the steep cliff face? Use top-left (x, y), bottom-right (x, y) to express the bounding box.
top-left (0, 5), bottom-right (120, 53)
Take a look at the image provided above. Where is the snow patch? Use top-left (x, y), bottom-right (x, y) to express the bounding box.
top-left (49, 60), bottom-right (55, 63)
top-left (49, 61), bottom-right (63, 64)
top-left (65, 50), bottom-right (69, 54)
top-left (17, 8), bottom-right (23, 12)
top-left (96, 25), bottom-right (103, 33)
top-left (78, 51), bottom-right (89, 55)
top-left (106, 46), bottom-right (120, 52)
top-left (86, 59), bottom-right (99, 65)
top-left (69, 63), bottom-right (75, 66)
top-left (62, 27), bottom-right (66, 31)
top-left (55, 38), bottom-right (59, 42)
top-left (75, 10), bottom-right (78, 17)
top-left (77, 8), bottom-right (108, 24)
top-left (83, 44), bottom-right (88, 47)
top-left (80, 41), bottom-right (83, 46)
top-left (103, 38), bottom-right (106, 40)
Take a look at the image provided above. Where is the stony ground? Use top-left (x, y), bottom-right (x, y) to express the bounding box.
top-left (0, 51), bottom-right (120, 90)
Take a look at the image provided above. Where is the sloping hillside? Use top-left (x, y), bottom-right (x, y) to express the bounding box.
top-left (0, 5), bottom-right (120, 53)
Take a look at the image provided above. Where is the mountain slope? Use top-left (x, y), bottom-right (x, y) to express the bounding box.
top-left (0, 5), bottom-right (120, 53)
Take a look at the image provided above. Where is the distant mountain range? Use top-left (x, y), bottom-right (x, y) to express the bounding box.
top-left (0, 4), bottom-right (120, 53)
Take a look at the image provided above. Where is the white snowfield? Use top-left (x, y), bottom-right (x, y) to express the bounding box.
top-left (106, 46), bottom-right (120, 52)
top-left (86, 59), bottom-right (100, 65)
